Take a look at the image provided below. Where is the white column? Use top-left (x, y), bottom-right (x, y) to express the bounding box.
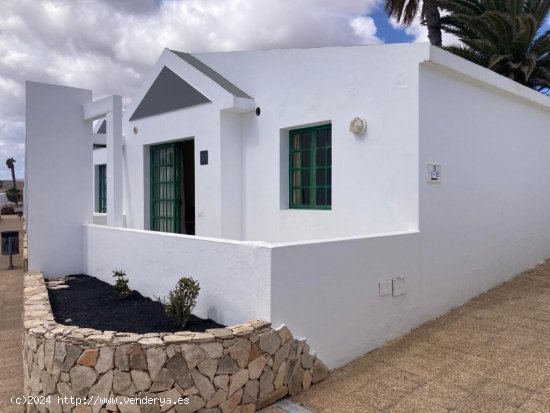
top-left (106, 95), bottom-right (123, 227)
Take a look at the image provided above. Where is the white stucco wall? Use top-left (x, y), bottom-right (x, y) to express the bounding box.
top-left (26, 82), bottom-right (93, 277)
top-left (194, 43), bottom-right (427, 243)
top-left (418, 50), bottom-right (550, 313)
top-left (83, 224), bottom-right (271, 326)
top-left (270, 231), bottom-right (421, 368)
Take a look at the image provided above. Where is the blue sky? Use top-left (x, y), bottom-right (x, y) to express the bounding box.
top-left (0, 0), bottom-right (422, 181)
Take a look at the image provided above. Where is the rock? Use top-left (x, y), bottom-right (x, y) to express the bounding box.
top-left (36, 343), bottom-right (45, 370)
top-left (259, 368), bottom-right (274, 399)
top-left (163, 335), bottom-right (192, 345)
top-left (219, 389), bottom-right (242, 413)
top-left (228, 340), bottom-right (251, 369)
top-left (129, 345), bottom-right (148, 370)
top-left (213, 375), bottom-right (229, 391)
top-left (247, 356), bottom-right (268, 380)
top-left (312, 359), bottom-right (329, 384)
top-left (216, 356), bottom-right (238, 375)
top-left (191, 370), bottom-right (215, 401)
top-left (181, 345), bottom-right (207, 370)
top-left (131, 370), bottom-right (152, 392)
top-left (60, 372), bottom-right (70, 382)
top-left (139, 337), bottom-right (164, 346)
top-left (166, 355), bottom-right (194, 388)
top-left (146, 348), bottom-right (167, 380)
top-left (150, 368), bottom-right (175, 392)
top-left (116, 396), bottom-right (141, 413)
top-left (89, 371), bottom-right (113, 410)
top-left (228, 369), bottom-right (248, 397)
top-left (40, 371), bottom-right (56, 395)
top-left (288, 362), bottom-right (304, 396)
top-left (242, 380), bottom-right (259, 404)
top-left (95, 347), bottom-right (115, 373)
top-left (44, 339), bottom-right (55, 373)
top-left (70, 365), bottom-right (98, 395)
top-left (157, 388), bottom-right (182, 412)
top-left (175, 394), bottom-right (205, 413)
top-left (272, 339), bottom-right (292, 373)
top-left (191, 333), bottom-right (215, 343)
top-left (200, 343), bottom-right (223, 359)
top-left (255, 386), bottom-right (288, 410)
top-left (198, 359), bottom-right (217, 382)
top-left (206, 389), bottom-right (227, 408)
top-left (303, 370), bottom-right (312, 391)
top-left (182, 386), bottom-right (199, 396)
top-left (62, 344), bottom-right (82, 372)
top-left (206, 329), bottom-right (234, 339)
top-left (276, 326), bottom-right (292, 344)
top-left (234, 405), bottom-right (255, 413)
top-left (301, 354), bottom-right (314, 370)
top-left (248, 345), bottom-right (262, 362)
top-left (274, 361), bottom-right (286, 390)
top-left (53, 342), bottom-right (67, 375)
top-left (258, 331), bottom-right (281, 355)
top-left (77, 349), bottom-right (99, 367)
top-left (115, 346), bottom-right (130, 371)
top-left (232, 326), bottom-right (253, 337)
top-left (113, 370), bottom-right (137, 397)
top-left (197, 409), bottom-right (221, 413)
top-left (73, 406), bottom-right (92, 413)
top-left (284, 359), bottom-right (298, 386)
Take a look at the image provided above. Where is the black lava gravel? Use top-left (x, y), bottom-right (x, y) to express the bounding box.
top-left (47, 274), bottom-right (223, 334)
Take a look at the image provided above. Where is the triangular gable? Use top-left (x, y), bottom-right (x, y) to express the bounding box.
top-left (96, 119), bottom-right (106, 134)
top-left (129, 66), bottom-right (211, 121)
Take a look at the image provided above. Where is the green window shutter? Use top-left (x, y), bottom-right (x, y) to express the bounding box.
top-left (289, 124), bottom-right (331, 210)
top-left (98, 164), bottom-right (107, 213)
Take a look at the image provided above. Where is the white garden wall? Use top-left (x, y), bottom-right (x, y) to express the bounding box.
top-left (83, 224), bottom-right (271, 326)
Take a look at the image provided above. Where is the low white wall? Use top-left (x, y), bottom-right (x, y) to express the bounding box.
top-left (270, 231), bottom-right (421, 368)
top-left (83, 224), bottom-right (271, 326)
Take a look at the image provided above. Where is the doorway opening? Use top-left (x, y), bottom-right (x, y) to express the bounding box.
top-left (150, 140), bottom-right (195, 235)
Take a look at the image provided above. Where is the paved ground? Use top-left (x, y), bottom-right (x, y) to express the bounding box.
top-left (0, 216), bottom-right (24, 413)
top-left (262, 261), bottom-right (550, 412)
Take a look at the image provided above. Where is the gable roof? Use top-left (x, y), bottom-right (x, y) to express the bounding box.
top-left (129, 66), bottom-right (211, 121)
top-left (170, 50), bottom-right (252, 99)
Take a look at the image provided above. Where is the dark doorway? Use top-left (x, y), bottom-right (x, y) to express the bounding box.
top-left (150, 140), bottom-right (195, 235)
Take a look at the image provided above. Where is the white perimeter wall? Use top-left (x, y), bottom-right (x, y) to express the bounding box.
top-left (83, 224), bottom-right (271, 327)
top-left (26, 82), bottom-right (93, 277)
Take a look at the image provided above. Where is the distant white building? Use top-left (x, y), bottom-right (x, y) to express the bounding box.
top-left (26, 43), bottom-right (550, 367)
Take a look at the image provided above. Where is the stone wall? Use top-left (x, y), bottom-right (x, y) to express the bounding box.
top-left (23, 273), bottom-right (329, 413)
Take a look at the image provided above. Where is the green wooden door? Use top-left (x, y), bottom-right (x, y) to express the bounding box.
top-left (150, 143), bottom-right (181, 233)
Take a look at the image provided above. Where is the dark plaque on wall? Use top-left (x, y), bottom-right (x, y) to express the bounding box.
top-left (200, 150), bottom-right (208, 165)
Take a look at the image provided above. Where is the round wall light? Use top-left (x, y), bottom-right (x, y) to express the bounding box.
top-left (349, 117), bottom-right (367, 135)
top-left (133, 127), bottom-right (138, 135)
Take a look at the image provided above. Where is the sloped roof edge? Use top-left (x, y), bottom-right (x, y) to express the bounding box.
top-left (170, 49), bottom-right (252, 99)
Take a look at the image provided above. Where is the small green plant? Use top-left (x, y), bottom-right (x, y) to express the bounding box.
top-left (112, 269), bottom-right (131, 299)
top-left (158, 277), bottom-right (200, 328)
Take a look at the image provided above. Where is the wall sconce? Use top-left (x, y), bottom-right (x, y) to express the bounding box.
top-left (349, 117), bottom-right (367, 135)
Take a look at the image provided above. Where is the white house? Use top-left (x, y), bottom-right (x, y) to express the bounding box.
top-left (26, 43), bottom-right (550, 368)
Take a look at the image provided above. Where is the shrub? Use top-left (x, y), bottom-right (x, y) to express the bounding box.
top-left (159, 277), bottom-right (200, 328)
top-left (112, 269), bottom-right (131, 299)
top-left (6, 187), bottom-right (21, 204)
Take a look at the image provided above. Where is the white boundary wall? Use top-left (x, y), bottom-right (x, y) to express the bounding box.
top-left (83, 224), bottom-right (271, 327)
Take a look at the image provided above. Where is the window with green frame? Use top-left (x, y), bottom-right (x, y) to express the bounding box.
top-left (97, 164), bottom-right (107, 213)
top-left (289, 124), bottom-right (331, 209)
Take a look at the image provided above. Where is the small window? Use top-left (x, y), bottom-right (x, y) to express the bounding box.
top-left (96, 164), bottom-right (107, 213)
top-left (289, 124), bottom-right (331, 209)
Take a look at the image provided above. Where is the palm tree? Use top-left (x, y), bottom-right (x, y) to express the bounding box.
top-left (6, 158), bottom-right (16, 188)
top-left (384, 0), bottom-right (443, 46)
top-left (439, 0), bottom-right (550, 92)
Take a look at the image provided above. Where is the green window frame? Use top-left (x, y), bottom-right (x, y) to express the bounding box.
top-left (97, 164), bottom-right (107, 213)
top-left (289, 124), bottom-right (332, 209)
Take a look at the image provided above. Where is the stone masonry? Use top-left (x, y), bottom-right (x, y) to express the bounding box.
top-left (22, 272), bottom-right (329, 413)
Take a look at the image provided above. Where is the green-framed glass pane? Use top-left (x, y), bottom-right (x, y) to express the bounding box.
top-left (289, 124), bottom-right (332, 210)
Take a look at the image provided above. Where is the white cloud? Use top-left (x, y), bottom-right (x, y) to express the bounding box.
top-left (0, 0), bottom-right (383, 180)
